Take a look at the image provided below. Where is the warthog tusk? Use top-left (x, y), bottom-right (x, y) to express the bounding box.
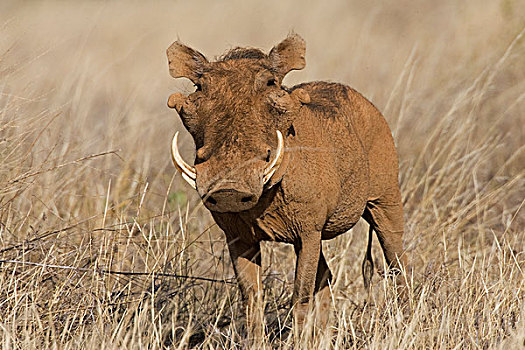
top-left (171, 132), bottom-right (196, 189)
top-left (263, 130), bottom-right (284, 184)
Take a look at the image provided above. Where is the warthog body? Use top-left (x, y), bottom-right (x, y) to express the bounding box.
top-left (166, 34), bottom-right (407, 333)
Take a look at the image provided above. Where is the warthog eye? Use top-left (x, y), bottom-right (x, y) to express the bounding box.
top-left (265, 149), bottom-right (271, 162)
top-left (194, 83), bottom-right (202, 92)
top-left (267, 79), bottom-right (276, 87)
top-left (287, 124), bottom-right (296, 137)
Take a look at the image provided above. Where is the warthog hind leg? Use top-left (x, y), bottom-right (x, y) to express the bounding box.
top-left (364, 195), bottom-right (408, 287)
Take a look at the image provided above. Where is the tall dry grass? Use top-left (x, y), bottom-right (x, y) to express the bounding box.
top-left (0, 0), bottom-right (524, 348)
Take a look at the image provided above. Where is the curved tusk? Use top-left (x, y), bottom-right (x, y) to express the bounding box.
top-left (263, 130), bottom-right (284, 184)
top-left (171, 131), bottom-right (197, 189)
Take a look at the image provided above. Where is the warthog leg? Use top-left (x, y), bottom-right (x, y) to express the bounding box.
top-left (364, 195), bottom-right (408, 289)
top-left (292, 232), bottom-right (322, 335)
top-left (226, 238), bottom-right (264, 340)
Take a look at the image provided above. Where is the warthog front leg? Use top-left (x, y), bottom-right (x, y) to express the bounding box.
top-left (292, 232), bottom-right (323, 334)
top-left (226, 238), bottom-right (264, 340)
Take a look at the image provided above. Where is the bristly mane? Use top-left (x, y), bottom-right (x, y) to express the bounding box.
top-left (219, 48), bottom-right (267, 61)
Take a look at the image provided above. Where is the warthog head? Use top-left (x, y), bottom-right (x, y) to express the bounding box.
top-left (167, 34), bottom-right (311, 213)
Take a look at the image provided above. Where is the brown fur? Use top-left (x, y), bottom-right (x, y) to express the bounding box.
top-left (166, 34), bottom-right (407, 336)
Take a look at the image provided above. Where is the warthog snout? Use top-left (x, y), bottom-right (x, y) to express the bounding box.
top-left (171, 130), bottom-right (284, 213)
top-left (203, 186), bottom-right (258, 213)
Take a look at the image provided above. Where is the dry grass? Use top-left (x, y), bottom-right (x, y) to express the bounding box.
top-left (1, 0), bottom-right (524, 348)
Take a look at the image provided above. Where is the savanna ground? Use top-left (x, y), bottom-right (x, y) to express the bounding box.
top-left (1, 1), bottom-right (524, 348)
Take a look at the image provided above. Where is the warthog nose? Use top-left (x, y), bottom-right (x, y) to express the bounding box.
top-left (241, 195), bottom-right (255, 203)
top-left (206, 196), bottom-right (217, 205)
top-left (204, 188), bottom-right (258, 212)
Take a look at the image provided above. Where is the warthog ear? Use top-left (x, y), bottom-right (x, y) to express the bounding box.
top-left (166, 41), bottom-right (208, 83)
top-left (269, 33), bottom-right (306, 81)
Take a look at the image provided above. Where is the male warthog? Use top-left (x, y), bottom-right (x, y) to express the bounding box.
top-left (166, 34), bottom-right (407, 334)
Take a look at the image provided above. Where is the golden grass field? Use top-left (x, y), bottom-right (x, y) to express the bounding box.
top-left (1, 0), bottom-right (524, 348)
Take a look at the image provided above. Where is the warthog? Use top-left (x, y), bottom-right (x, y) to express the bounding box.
top-left (166, 34), bottom-right (407, 334)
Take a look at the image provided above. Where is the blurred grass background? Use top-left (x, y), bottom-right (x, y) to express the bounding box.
top-left (0, 0), bottom-right (524, 348)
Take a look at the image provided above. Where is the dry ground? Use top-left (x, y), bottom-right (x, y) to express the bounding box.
top-left (0, 1), bottom-right (524, 348)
